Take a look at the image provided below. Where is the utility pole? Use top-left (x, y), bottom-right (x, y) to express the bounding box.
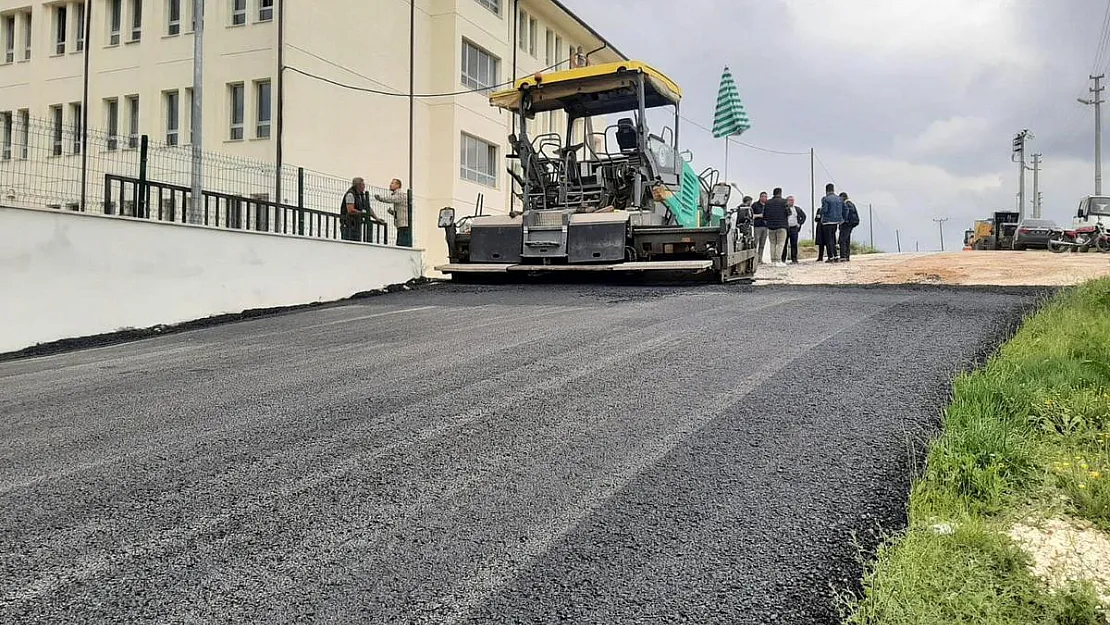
top-left (868, 203), bottom-right (874, 249)
top-left (1031, 153), bottom-right (1042, 218)
top-left (810, 148), bottom-right (816, 241)
top-left (895, 229), bottom-right (901, 253)
top-left (1012, 129), bottom-right (1031, 222)
top-left (933, 217), bottom-right (949, 251)
top-left (915, 240), bottom-right (919, 252)
top-left (1079, 74), bottom-right (1104, 195)
top-left (189, 0), bottom-right (204, 224)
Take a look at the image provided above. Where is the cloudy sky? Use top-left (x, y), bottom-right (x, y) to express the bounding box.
top-left (563, 0), bottom-right (1109, 252)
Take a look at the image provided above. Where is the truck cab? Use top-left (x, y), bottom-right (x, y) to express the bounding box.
top-left (1075, 196), bottom-right (1110, 228)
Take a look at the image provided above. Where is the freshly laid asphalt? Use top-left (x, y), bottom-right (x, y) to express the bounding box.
top-left (0, 283), bottom-right (1043, 624)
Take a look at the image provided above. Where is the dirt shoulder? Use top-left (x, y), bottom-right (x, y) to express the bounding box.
top-left (755, 251), bottom-right (1110, 287)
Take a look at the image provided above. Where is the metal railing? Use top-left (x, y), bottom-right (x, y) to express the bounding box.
top-left (1, 114), bottom-right (411, 245)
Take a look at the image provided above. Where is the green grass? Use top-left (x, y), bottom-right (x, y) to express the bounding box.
top-left (843, 278), bottom-right (1110, 624)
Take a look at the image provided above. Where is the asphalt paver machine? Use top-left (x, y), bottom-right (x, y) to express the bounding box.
top-left (435, 61), bottom-right (758, 283)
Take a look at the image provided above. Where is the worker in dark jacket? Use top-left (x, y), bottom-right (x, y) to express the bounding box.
top-left (839, 192), bottom-right (861, 261)
top-left (781, 195), bottom-right (807, 264)
top-left (751, 192), bottom-right (769, 264)
top-left (763, 188), bottom-right (791, 268)
top-left (820, 183), bottom-right (845, 262)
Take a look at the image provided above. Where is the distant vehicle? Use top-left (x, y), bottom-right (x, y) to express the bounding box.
top-left (1012, 218), bottom-right (1057, 250)
top-left (1075, 195), bottom-right (1110, 228)
top-left (967, 211), bottom-right (1020, 250)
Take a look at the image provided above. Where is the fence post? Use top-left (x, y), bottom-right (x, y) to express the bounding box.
top-left (297, 167), bottom-right (305, 236)
top-left (406, 189), bottom-right (413, 248)
top-left (137, 135), bottom-right (149, 218)
top-left (103, 177), bottom-right (112, 215)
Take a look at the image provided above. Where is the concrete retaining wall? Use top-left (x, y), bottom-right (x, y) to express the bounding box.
top-left (0, 206), bottom-right (424, 354)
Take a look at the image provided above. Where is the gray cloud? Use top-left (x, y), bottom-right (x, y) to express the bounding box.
top-left (562, 0), bottom-right (1109, 251)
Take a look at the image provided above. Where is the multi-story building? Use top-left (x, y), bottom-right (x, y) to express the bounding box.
top-left (0, 0), bottom-right (625, 270)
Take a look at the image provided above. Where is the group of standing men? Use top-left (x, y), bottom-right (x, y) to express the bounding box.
top-left (743, 183), bottom-right (860, 266)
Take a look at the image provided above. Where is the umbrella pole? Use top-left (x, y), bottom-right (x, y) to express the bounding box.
top-left (724, 138), bottom-right (729, 182)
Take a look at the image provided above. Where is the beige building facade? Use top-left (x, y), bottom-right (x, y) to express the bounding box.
top-left (0, 0), bottom-right (625, 269)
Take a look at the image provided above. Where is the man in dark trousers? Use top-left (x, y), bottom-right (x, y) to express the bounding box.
top-left (820, 183), bottom-right (845, 262)
top-left (763, 188), bottom-right (791, 268)
top-left (839, 192), bottom-right (861, 261)
top-left (751, 191), bottom-right (770, 265)
top-left (781, 195), bottom-right (807, 264)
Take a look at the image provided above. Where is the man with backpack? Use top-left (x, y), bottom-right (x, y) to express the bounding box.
top-left (839, 191), bottom-right (861, 261)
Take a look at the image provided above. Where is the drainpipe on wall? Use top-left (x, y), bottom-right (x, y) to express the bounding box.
top-left (409, 0), bottom-right (415, 217)
top-left (274, 0), bottom-right (285, 203)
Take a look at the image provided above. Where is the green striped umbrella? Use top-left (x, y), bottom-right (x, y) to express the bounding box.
top-left (712, 66), bottom-right (751, 138)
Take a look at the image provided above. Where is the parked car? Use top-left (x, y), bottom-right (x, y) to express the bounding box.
top-left (1013, 218), bottom-right (1057, 250)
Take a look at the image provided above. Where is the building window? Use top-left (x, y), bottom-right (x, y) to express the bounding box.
top-left (167, 0), bottom-right (180, 35)
top-left (164, 90), bottom-right (179, 145)
top-left (50, 105), bottom-right (64, 156)
top-left (4, 15), bottom-right (14, 63)
top-left (517, 10), bottom-right (526, 52)
top-left (461, 39), bottom-right (499, 94)
top-left (255, 79), bottom-right (271, 138)
top-left (1, 112), bottom-right (11, 160)
top-left (126, 95), bottom-right (139, 148)
top-left (74, 2), bottom-right (85, 51)
top-left (474, 0), bottom-right (499, 14)
top-left (54, 5), bottom-right (67, 55)
top-left (528, 17), bottom-right (537, 57)
top-left (108, 0), bottom-right (121, 45)
top-left (259, 0), bottom-right (273, 22)
top-left (545, 28), bottom-right (553, 66)
top-left (105, 98), bottom-right (119, 150)
top-left (130, 0), bottom-right (142, 41)
top-left (461, 133), bottom-right (497, 187)
top-left (17, 109), bottom-right (28, 158)
top-left (231, 0), bottom-right (246, 26)
top-left (184, 86), bottom-right (193, 143)
top-left (70, 102), bottom-right (82, 154)
top-left (22, 10), bottom-right (31, 60)
top-left (554, 35), bottom-right (562, 69)
top-left (228, 82), bottom-right (244, 140)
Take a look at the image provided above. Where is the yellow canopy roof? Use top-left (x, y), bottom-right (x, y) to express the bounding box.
top-left (488, 60), bottom-right (683, 117)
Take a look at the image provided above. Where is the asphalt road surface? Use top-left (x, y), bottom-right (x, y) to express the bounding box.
top-left (0, 284), bottom-right (1043, 624)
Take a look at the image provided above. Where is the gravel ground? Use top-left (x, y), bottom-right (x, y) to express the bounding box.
top-left (0, 283), bottom-right (1043, 624)
top-left (755, 251), bottom-right (1110, 286)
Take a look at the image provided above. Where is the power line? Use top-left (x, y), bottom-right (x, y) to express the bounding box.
top-left (813, 151), bottom-right (838, 186)
top-left (1094, 0), bottom-right (1110, 72)
top-left (676, 114), bottom-right (810, 155)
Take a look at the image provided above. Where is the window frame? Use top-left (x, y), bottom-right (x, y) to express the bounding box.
top-left (50, 105), bottom-right (64, 157)
top-left (258, 0), bottom-right (274, 22)
top-left (126, 94), bottom-right (139, 149)
top-left (254, 79), bottom-right (271, 139)
top-left (164, 89), bottom-right (180, 146)
top-left (74, 2), bottom-right (85, 52)
top-left (167, 0), bottom-right (181, 35)
top-left (460, 132), bottom-right (498, 188)
top-left (54, 5), bottom-right (67, 55)
top-left (108, 0), bottom-right (122, 46)
top-left (70, 102), bottom-right (82, 154)
top-left (3, 15), bottom-right (14, 63)
top-left (1, 111), bottom-right (11, 160)
top-left (228, 82), bottom-right (245, 140)
top-left (130, 0), bottom-right (142, 41)
top-left (474, 0), bottom-right (499, 14)
top-left (460, 38), bottom-right (500, 95)
top-left (231, 0), bottom-right (247, 26)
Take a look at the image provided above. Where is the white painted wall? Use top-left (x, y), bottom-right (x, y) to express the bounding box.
top-left (0, 206), bottom-right (424, 354)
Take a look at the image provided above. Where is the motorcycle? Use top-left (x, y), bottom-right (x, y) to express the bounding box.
top-left (1048, 222), bottom-right (1110, 253)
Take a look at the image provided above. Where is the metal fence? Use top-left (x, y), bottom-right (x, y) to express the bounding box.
top-left (0, 114), bottom-right (410, 245)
